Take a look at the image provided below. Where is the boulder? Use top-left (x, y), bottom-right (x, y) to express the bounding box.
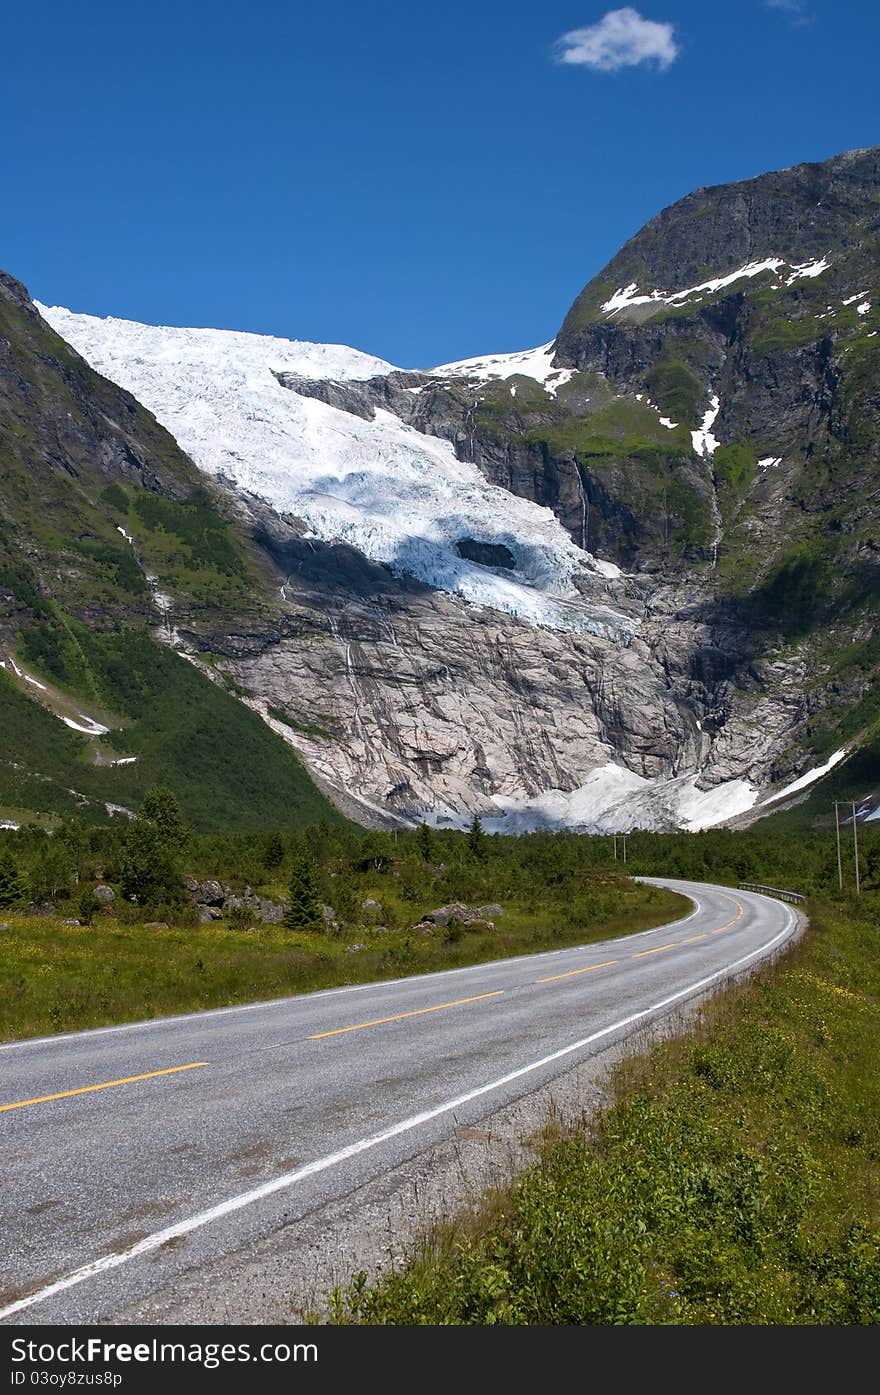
top-left (422, 902), bottom-right (470, 927)
top-left (199, 880), bottom-right (225, 906)
top-left (361, 898), bottom-right (382, 913)
top-left (93, 884), bottom-right (116, 904)
top-left (197, 904), bottom-right (223, 922)
top-left (257, 899), bottom-right (285, 924)
top-left (321, 903), bottom-right (336, 923)
top-left (143, 921), bottom-right (169, 930)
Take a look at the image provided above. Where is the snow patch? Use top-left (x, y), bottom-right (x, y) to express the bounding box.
top-left (601, 253), bottom-right (831, 318)
top-left (785, 255), bottom-right (831, 283)
top-left (759, 748), bottom-right (848, 807)
top-left (110, 756), bottom-right (138, 766)
top-left (659, 416), bottom-right (678, 430)
top-left (758, 456), bottom-right (782, 469)
top-left (61, 714), bottom-right (110, 736)
top-left (430, 342), bottom-right (560, 384)
top-left (477, 762), bottom-right (757, 835)
top-left (691, 395), bottom-right (721, 457)
top-left (843, 291), bottom-right (869, 306)
top-left (857, 301), bottom-right (871, 317)
top-left (37, 306), bottom-right (628, 637)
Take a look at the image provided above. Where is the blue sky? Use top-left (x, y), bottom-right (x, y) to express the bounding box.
top-left (4, 1), bottom-right (877, 366)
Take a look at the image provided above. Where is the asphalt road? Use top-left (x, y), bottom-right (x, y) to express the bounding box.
top-left (0, 878), bottom-right (803, 1325)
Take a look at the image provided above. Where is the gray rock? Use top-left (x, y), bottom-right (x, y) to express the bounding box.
top-left (476, 903), bottom-right (504, 917)
top-left (197, 904), bottom-right (223, 922)
top-left (257, 899), bottom-right (285, 924)
top-left (93, 884), bottom-right (116, 904)
top-left (361, 898), bottom-right (382, 913)
top-left (199, 880), bottom-right (225, 906)
top-left (422, 903), bottom-right (470, 927)
top-left (345, 943), bottom-right (366, 953)
top-left (143, 921), bottom-right (169, 930)
top-left (320, 903), bottom-right (336, 923)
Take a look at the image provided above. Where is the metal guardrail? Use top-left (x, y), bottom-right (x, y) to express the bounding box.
top-left (739, 882), bottom-right (806, 905)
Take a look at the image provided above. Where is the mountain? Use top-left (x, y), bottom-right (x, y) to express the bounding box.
top-left (5, 147), bottom-right (880, 833)
top-left (0, 272), bottom-right (339, 830)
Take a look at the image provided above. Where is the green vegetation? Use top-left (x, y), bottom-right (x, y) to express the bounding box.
top-left (0, 813), bottom-right (687, 1039)
top-left (130, 486), bottom-right (250, 599)
top-left (748, 547), bottom-right (835, 637)
top-left (749, 314), bottom-right (831, 356)
top-left (284, 854), bottom-right (323, 930)
top-left (713, 443), bottom-right (757, 520)
top-left (0, 850), bottom-right (28, 907)
top-left (74, 539), bottom-right (147, 596)
top-left (1, 628), bottom-right (339, 832)
top-left (644, 354), bottom-right (704, 423)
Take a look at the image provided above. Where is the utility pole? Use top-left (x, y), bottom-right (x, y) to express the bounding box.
top-left (852, 800), bottom-right (861, 895)
top-left (834, 802), bottom-right (844, 891)
top-left (622, 833), bottom-right (627, 864)
top-left (613, 834), bottom-right (618, 861)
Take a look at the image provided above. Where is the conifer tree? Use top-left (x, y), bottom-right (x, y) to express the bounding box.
top-left (284, 854), bottom-right (323, 930)
top-left (263, 831), bottom-right (285, 870)
top-left (416, 821), bottom-right (435, 863)
top-left (467, 813), bottom-right (486, 861)
top-left (0, 851), bottom-right (29, 908)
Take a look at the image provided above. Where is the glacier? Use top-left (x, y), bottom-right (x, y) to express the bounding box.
top-left (37, 305), bottom-right (628, 638)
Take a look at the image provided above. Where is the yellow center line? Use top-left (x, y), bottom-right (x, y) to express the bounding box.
top-left (536, 959), bottom-right (619, 984)
top-left (680, 934), bottom-right (707, 944)
top-left (632, 942), bottom-right (676, 958)
top-left (309, 991), bottom-right (504, 1039)
top-left (712, 900), bottom-right (745, 933)
top-left (0, 1062), bottom-right (209, 1114)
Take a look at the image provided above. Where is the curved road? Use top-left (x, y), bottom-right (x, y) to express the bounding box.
top-left (0, 878), bottom-right (803, 1324)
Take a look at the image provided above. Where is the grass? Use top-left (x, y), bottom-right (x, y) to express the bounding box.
top-left (0, 879), bottom-right (687, 1041)
top-left (324, 894), bottom-right (880, 1325)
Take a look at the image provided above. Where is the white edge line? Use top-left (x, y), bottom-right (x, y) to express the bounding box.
top-left (0, 883), bottom-right (710, 1054)
top-left (0, 899), bottom-right (798, 1321)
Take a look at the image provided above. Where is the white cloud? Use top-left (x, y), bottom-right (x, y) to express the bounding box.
top-left (555, 7), bottom-right (679, 73)
top-left (765, 0), bottom-right (812, 20)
